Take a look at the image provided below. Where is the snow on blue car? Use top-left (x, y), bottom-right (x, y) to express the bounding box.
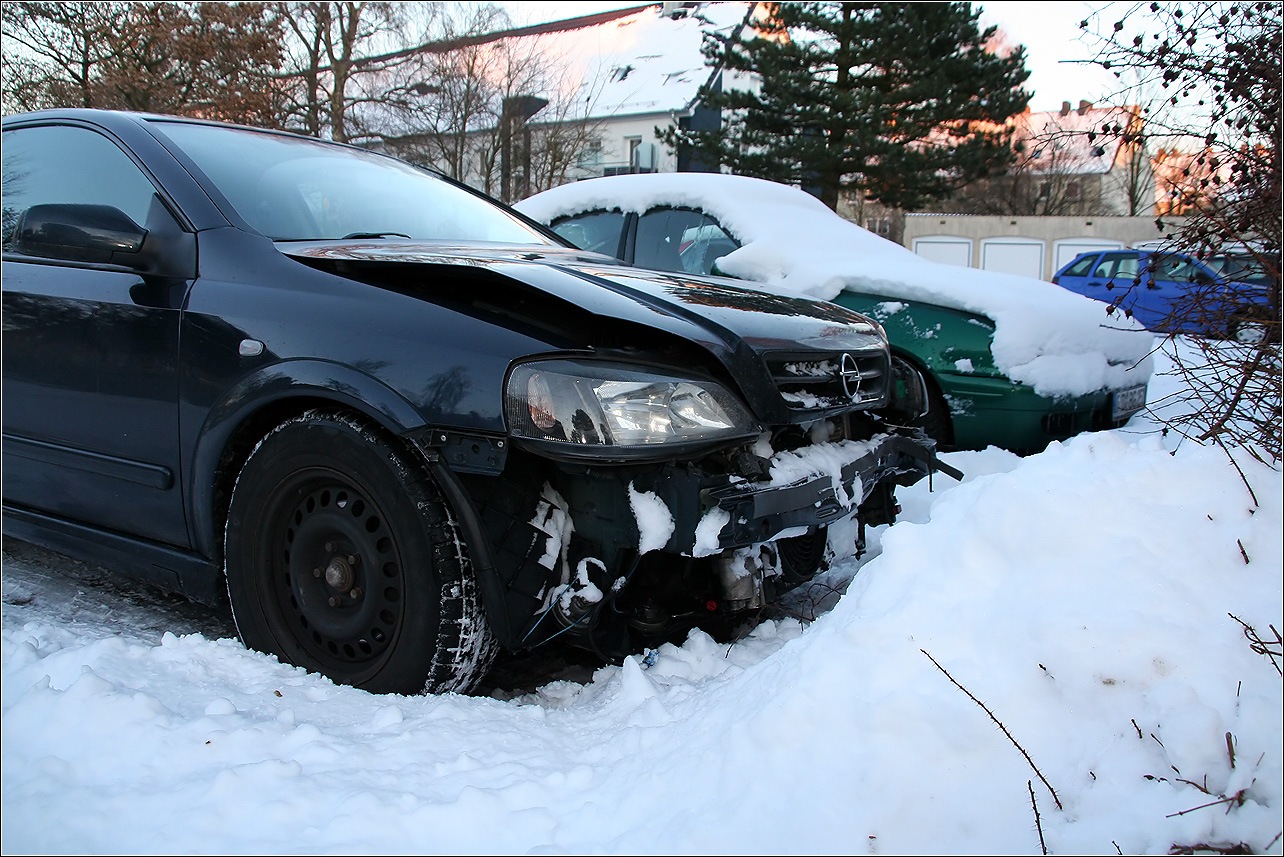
top-left (1051, 248), bottom-right (1276, 341)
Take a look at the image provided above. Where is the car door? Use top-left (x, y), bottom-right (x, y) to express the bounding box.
top-left (1140, 252), bottom-right (1213, 331)
top-left (1056, 250), bottom-right (1143, 315)
top-left (1051, 252), bottom-right (1101, 292)
top-left (2, 122), bottom-right (192, 548)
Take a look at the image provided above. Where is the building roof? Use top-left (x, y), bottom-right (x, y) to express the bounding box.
top-left (512, 1), bottom-right (756, 120)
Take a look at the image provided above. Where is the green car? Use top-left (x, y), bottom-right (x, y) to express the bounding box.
top-left (517, 174), bottom-right (1154, 453)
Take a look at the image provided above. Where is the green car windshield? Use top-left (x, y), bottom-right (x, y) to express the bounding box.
top-left (152, 120), bottom-right (554, 245)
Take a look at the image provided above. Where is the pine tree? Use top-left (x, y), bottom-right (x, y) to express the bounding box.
top-left (661, 1), bottom-right (1032, 211)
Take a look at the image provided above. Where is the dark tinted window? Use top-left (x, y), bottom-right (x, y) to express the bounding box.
top-left (550, 211), bottom-right (626, 258)
top-left (2, 125), bottom-right (157, 250)
top-left (636, 208), bottom-right (739, 275)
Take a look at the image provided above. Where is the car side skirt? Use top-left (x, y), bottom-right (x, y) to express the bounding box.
top-left (2, 503), bottom-right (223, 603)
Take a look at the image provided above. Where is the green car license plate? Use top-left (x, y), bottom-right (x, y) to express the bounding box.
top-left (1113, 384), bottom-right (1147, 420)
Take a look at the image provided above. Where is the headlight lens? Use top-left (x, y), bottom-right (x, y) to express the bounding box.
top-left (506, 360), bottom-right (758, 452)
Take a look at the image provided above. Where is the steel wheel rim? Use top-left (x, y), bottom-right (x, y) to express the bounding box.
top-left (268, 471), bottom-right (404, 672)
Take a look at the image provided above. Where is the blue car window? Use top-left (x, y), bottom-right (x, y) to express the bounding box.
top-left (1151, 253), bottom-right (1207, 284)
top-left (1092, 252), bottom-right (1135, 280)
top-left (1061, 255), bottom-right (1097, 278)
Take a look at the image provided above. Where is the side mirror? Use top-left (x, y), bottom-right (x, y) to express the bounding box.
top-left (11, 203), bottom-right (147, 264)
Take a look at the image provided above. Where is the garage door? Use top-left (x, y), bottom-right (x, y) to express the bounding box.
top-left (981, 238), bottom-right (1045, 279)
top-left (912, 236), bottom-right (972, 267)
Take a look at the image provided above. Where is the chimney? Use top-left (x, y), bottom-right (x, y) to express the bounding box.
top-left (1060, 101), bottom-right (1072, 116)
top-left (1078, 100), bottom-right (1093, 115)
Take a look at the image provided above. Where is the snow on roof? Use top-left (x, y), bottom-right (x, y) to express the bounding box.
top-left (515, 2), bottom-right (755, 120)
top-left (517, 173), bottom-right (1156, 398)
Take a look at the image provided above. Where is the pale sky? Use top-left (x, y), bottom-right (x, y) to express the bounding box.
top-left (499, 1), bottom-right (1127, 113)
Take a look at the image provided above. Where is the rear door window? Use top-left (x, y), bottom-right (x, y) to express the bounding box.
top-left (636, 208), bottom-right (739, 275)
top-left (1092, 252), bottom-right (1141, 281)
top-left (1150, 253), bottom-right (1207, 284)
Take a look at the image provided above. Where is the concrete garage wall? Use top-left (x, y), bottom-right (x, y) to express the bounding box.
top-left (902, 214), bottom-right (1183, 281)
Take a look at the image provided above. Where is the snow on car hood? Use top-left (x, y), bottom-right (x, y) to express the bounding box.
top-left (517, 174), bottom-right (1156, 397)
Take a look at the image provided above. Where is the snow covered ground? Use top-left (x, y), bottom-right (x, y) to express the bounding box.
top-left (2, 339), bottom-right (1281, 855)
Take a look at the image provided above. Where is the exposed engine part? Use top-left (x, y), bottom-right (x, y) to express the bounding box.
top-left (714, 543), bottom-right (780, 611)
top-left (552, 556), bottom-right (609, 628)
top-left (627, 599), bottom-right (669, 635)
top-left (554, 590), bottom-right (598, 627)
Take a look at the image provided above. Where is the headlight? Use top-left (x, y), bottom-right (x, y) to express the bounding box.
top-left (506, 359), bottom-right (759, 458)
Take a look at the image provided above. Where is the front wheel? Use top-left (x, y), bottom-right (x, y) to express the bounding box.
top-left (225, 410), bottom-right (497, 695)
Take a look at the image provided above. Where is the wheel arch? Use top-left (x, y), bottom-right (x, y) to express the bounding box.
top-left (887, 346), bottom-right (954, 448)
top-left (189, 360), bottom-right (429, 562)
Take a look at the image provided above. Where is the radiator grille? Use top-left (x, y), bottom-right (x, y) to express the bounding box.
top-left (765, 350), bottom-right (889, 414)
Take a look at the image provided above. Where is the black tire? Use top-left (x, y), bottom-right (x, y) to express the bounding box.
top-left (224, 410), bottom-right (497, 695)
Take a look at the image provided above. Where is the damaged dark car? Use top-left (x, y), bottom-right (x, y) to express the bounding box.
top-left (1, 110), bottom-right (956, 694)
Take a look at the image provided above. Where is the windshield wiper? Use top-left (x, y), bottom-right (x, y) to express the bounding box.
top-left (340, 231), bottom-right (411, 240)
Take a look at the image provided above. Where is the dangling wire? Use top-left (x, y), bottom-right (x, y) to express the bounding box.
top-left (585, 550), bottom-right (643, 662)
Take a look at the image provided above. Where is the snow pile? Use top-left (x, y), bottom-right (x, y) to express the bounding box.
top-left (517, 173), bottom-right (1157, 398)
top-left (2, 342), bottom-right (1281, 855)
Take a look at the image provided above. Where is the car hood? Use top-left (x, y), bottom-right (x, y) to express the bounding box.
top-left (280, 240), bottom-right (890, 417)
top-left (282, 240), bottom-right (883, 346)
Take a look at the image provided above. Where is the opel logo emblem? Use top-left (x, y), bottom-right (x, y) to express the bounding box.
top-left (837, 353), bottom-right (862, 402)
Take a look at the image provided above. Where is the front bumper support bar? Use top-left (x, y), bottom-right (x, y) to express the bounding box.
top-left (702, 434), bottom-right (962, 551)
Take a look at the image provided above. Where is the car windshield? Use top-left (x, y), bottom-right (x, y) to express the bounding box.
top-left (151, 120), bottom-right (553, 245)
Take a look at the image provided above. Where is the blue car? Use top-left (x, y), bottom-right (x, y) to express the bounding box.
top-left (1052, 248), bottom-right (1275, 341)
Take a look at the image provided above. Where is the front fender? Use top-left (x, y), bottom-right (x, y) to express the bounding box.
top-left (186, 358), bottom-right (429, 560)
